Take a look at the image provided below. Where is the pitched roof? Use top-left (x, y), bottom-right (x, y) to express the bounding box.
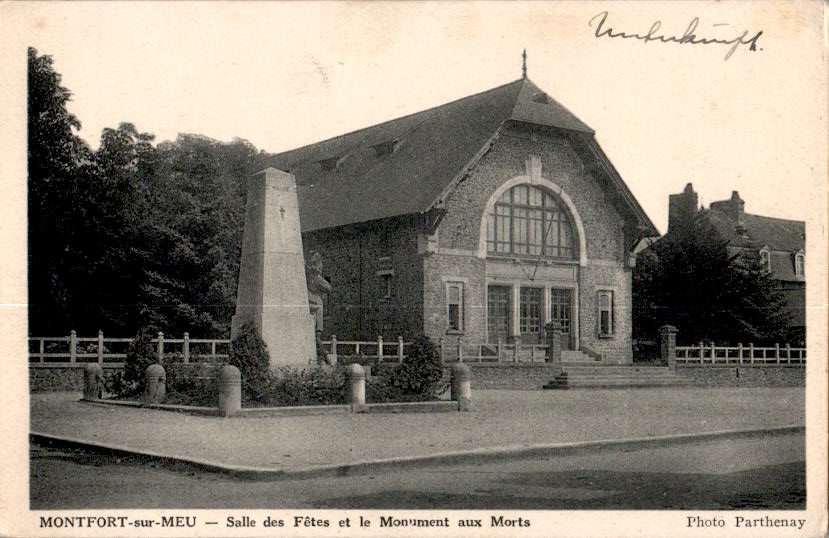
top-left (706, 209), bottom-right (804, 251)
top-left (706, 208), bottom-right (804, 282)
top-left (271, 77), bottom-right (654, 233)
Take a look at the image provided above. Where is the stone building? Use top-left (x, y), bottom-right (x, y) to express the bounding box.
top-left (666, 184), bottom-right (806, 344)
top-left (270, 76), bottom-right (658, 364)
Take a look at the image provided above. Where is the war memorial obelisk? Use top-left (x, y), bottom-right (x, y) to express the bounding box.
top-left (231, 168), bottom-right (316, 368)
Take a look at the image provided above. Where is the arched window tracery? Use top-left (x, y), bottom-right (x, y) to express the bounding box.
top-left (485, 184), bottom-right (576, 260)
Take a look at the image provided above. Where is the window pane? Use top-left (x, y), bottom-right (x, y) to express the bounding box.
top-left (514, 185), bottom-right (528, 205)
top-left (487, 184), bottom-right (576, 259)
top-left (529, 186), bottom-right (542, 207)
top-left (448, 305), bottom-right (460, 330)
top-left (600, 311), bottom-right (610, 335)
top-left (448, 285), bottom-right (460, 303)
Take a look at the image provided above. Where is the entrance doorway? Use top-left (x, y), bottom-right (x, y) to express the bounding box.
top-left (519, 287), bottom-right (544, 344)
top-left (487, 285), bottom-right (511, 344)
top-left (549, 288), bottom-right (572, 350)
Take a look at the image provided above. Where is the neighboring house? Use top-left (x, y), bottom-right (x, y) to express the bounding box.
top-left (666, 183), bottom-right (805, 344)
top-left (271, 76), bottom-right (658, 364)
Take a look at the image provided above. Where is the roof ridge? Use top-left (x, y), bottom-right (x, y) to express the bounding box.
top-left (741, 211), bottom-right (805, 225)
top-left (273, 78), bottom-right (524, 159)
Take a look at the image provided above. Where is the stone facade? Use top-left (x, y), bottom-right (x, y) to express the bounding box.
top-left (272, 78), bottom-right (656, 365)
top-left (302, 124), bottom-right (638, 363)
top-left (303, 214), bottom-right (424, 340)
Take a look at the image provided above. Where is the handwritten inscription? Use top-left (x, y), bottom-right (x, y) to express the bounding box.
top-left (589, 11), bottom-right (763, 60)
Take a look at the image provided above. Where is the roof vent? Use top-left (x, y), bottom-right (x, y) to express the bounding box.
top-left (532, 92), bottom-right (550, 104)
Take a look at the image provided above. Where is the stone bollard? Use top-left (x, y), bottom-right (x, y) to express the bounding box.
top-left (83, 363), bottom-right (104, 401)
top-left (217, 365), bottom-right (241, 417)
top-left (143, 364), bottom-right (166, 404)
top-left (659, 325), bottom-right (678, 370)
top-left (450, 363), bottom-right (472, 411)
top-left (346, 363), bottom-right (366, 412)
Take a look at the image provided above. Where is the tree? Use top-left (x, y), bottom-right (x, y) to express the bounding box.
top-left (633, 212), bottom-right (790, 346)
top-left (27, 47), bottom-right (93, 334)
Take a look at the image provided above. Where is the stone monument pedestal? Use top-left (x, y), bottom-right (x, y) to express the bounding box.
top-left (232, 168), bottom-right (316, 369)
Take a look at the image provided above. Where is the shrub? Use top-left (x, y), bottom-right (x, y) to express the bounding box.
top-left (263, 366), bottom-right (346, 406)
top-left (113, 329), bottom-right (157, 397)
top-left (386, 334), bottom-right (447, 399)
top-left (228, 322), bottom-right (272, 401)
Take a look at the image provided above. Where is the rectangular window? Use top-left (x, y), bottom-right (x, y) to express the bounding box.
top-left (598, 290), bottom-right (614, 337)
top-left (447, 282), bottom-right (464, 332)
top-left (377, 270), bottom-right (394, 299)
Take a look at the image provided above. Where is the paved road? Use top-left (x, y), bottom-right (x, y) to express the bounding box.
top-left (31, 388), bottom-right (804, 471)
top-left (31, 433), bottom-right (804, 510)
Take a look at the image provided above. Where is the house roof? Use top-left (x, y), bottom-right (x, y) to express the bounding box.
top-left (707, 207), bottom-right (805, 282)
top-left (706, 209), bottom-right (805, 252)
top-left (270, 77), bottom-right (654, 234)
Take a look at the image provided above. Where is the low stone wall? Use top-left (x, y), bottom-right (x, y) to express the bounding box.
top-left (674, 366), bottom-right (805, 387)
top-left (30, 367), bottom-right (87, 392)
top-left (465, 364), bottom-right (559, 390)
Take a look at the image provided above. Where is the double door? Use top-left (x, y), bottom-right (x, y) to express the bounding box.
top-left (487, 285), bottom-right (572, 348)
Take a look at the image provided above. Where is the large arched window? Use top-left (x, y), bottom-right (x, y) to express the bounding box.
top-left (485, 184), bottom-right (576, 259)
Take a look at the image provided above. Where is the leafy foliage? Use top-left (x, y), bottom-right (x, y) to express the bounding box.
top-left (633, 212), bottom-right (790, 346)
top-left (28, 48), bottom-right (272, 337)
top-left (227, 322), bottom-right (272, 399)
top-left (111, 330), bottom-right (158, 397)
top-left (262, 366), bottom-right (346, 407)
top-left (384, 335), bottom-right (447, 399)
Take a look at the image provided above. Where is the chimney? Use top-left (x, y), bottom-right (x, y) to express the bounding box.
top-left (668, 183), bottom-right (698, 233)
top-left (711, 190), bottom-right (746, 235)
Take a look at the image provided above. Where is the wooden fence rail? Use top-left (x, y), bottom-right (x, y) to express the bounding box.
top-left (675, 342), bottom-right (806, 366)
top-left (28, 331), bottom-right (230, 367)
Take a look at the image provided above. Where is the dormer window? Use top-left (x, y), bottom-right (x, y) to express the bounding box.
top-left (794, 251), bottom-right (804, 277)
top-left (372, 138), bottom-right (401, 157)
top-left (758, 246), bottom-right (771, 273)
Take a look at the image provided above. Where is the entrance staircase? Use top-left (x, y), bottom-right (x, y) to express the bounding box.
top-left (557, 350), bottom-right (687, 388)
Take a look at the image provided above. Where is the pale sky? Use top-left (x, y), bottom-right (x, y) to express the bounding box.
top-left (5, 1), bottom-right (827, 233)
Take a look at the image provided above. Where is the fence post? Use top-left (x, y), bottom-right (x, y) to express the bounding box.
top-left (69, 330), bottom-right (77, 363)
top-left (785, 343), bottom-right (791, 364)
top-left (439, 337), bottom-right (444, 363)
top-left (737, 343), bottom-right (743, 365)
top-left (398, 336), bottom-right (404, 363)
top-left (457, 337), bottom-right (463, 363)
top-left (378, 335), bottom-right (383, 362)
top-left (496, 338), bottom-right (502, 362)
top-left (478, 343), bottom-right (482, 363)
top-left (97, 330), bottom-right (104, 364)
top-left (211, 340), bottom-right (217, 360)
top-left (699, 342), bottom-right (704, 364)
top-left (183, 332), bottom-right (190, 363)
top-left (331, 335), bottom-right (338, 363)
top-left (530, 345), bottom-right (536, 362)
top-left (710, 342), bottom-right (716, 364)
top-left (659, 325), bottom-right (678, 370)
top-left (775, 343), bottom-right (781, 364)
top-left (513, 338), bottom-right (520, 363)
top-left (157, 331), bottom-right (164, 362)
top-left (39, 338), bottom-right (44, 364)
top-left (749, 343), bottom-right (754, 365)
